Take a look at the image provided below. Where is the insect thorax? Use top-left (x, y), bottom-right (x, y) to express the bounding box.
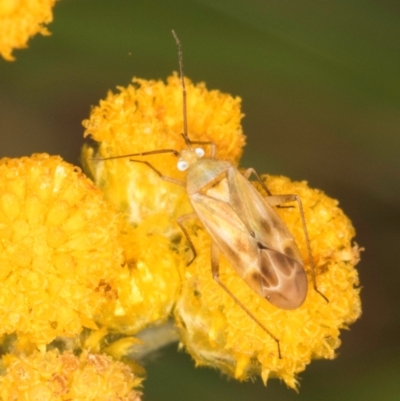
top-left (186, 158), bottom-right (232, 195)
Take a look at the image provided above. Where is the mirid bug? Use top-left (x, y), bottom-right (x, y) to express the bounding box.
top-left (95, 31), bottom-right (328, 358)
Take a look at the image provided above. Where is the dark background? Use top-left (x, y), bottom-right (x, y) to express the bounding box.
top-left (1, 1), bottom-right (399, 399)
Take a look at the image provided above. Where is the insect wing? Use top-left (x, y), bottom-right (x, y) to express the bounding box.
top-left (192, 167), bottom-right (308, 309)
top-left (190, 188), bottom-right (262, 296)
top-left (226, 168), bottom-right (308, 309)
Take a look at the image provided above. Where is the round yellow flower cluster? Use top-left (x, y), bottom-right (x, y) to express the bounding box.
top-left (0, 350), bottom-right (142, 400)
top-left (82, 75), bottom-right (362, 389)
top-left (96, 217), bottom-right (182, 335)
top-left (175, 175), bottom-right (361, 388)
top-left (81, 74), bottom-right (245, 339)
top-left (0, 0), bottom-right (57, 61)
top-left (0, 72), bottom-right (363, 393)
top-left (0, 154), bottom-right (143, 397)
top-left (82, 74), bottom-right (245, 225)
top-left (0, 154), bottom-right (124, 348)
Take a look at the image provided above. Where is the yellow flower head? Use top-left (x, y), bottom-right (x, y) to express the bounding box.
top-left (0, 154), bottom-right (124, 348)
top-left (0, 349), bottom-right (142, 400)
top-left (175, 175), bottom-right (361, 389)
top-left (96, 217), bottom-right (183, 335)
top-left (0, 0), bottom-right (57, 61)
top-left (81, 75), bottom-right (361, 389)
top-left (82, 74), bottom-right (245, 226)
top-left (81, 75), bottom-right (245, 334)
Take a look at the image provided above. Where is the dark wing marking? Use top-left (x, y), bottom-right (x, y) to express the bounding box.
top-left (258, 244), bottom-right (308, 309)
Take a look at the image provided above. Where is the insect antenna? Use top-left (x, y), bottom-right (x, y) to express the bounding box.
top-left (171, 30), bottom-right (191, 149)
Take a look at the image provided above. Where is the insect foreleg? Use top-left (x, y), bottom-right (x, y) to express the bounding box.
top-left (128, 159), bottom-right (185, 187)
top-left (266, 194), bottom-right (329, 304)
top-left (210, 242), bottom-right (282, 359)
top-left (177, 213), bottom-right (198, 265)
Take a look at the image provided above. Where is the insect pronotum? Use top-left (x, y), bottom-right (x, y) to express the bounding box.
top-left (96, 30), bottom-right (328, 358)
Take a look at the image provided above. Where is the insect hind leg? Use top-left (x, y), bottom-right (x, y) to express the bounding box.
top-left (243, 168), bottom-right (293, 209)
top-left (242, 168), bottom-right (273, 196)
top-left (210, 242), bottom-right (282, 359)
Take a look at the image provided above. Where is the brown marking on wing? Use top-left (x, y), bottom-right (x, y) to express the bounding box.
top-left (243, 268), bottom-right (263, 295)
top-left (258, 213), bottom-right (272, 236)
top-left (258, 250), bottom-right (279, 288)
top-left (283, 244), bottom-right (297, 260)
top-left (259, 247), bottom-right (308, 309)
top-left (268, 250), bottom-right (292, 276)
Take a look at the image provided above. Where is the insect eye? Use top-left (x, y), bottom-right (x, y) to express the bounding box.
top-left (195, 147), bottom-right (205, 158)
top-left (177, 160), bottom-right (189, 171)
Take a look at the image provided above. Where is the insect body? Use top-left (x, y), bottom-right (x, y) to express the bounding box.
top-left (179, 149), bottom-right (309, 310)
top-left (96, 31), bottom-right (327, 357)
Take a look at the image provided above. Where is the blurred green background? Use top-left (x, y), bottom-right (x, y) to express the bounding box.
top-left (1, 0), bottom-right (399, 399)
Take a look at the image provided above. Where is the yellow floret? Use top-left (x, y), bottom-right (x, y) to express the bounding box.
top-left (96, 217), bottom-right (183, 334)
top-left (0, 154), bottom-right (125, 348)
top-left (0, 0), bottom-right (57, 61)
top-left (175, 175), bottom-right (361, 389)
top-left (0, 350), bottom-right (142, 400)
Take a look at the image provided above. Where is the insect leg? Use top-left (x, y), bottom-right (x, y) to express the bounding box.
top-left (177, 213), bottom-right (198, 265)
top-left (242, 168), bottom-right (294, 211)
top-left (266, 194), bottom-right (329, 304)
top-left (128, 159), bottom-right (185, 187)
top-left (92, 149), bottom-right (186, 186)
top-left (92, 148), bottom-right (180, 161)
top-left (210, 241), bottom-right (282, 358)
top-left (242, 168), bottom-right (273, 196)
